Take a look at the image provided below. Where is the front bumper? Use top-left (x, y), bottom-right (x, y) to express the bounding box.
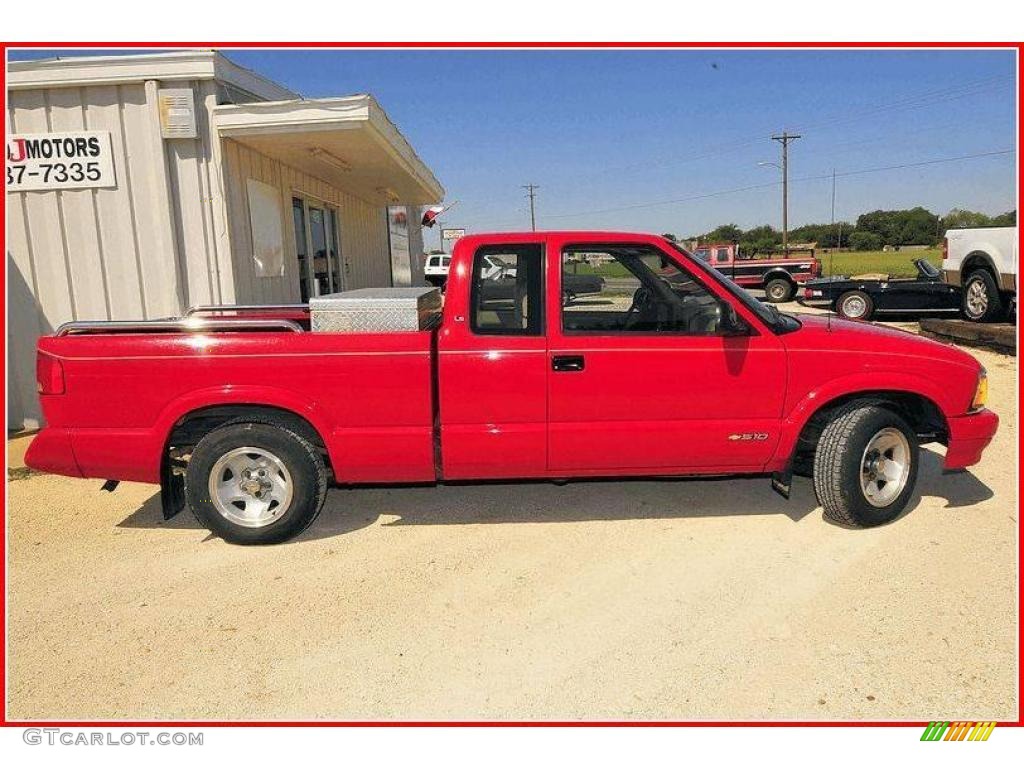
top-left (944, 408), bottom-right (999, 470)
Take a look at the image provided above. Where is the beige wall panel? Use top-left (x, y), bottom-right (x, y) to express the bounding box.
top-left (119, 83), bottom-right (183, 318)
top-left (83, 84), bottom-right (147, 319)
top-left (46, 87), bottom-right (110, 321)
top-left (9, 89), bottom-right (76, 330)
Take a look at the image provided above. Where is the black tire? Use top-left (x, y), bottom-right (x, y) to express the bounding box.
top-left (813, 404), bottom-right (919, 528)
top-left (961, 269), bottom-right (1004, 322)
top-left (185, 419), bottom-right (328, 545)
top-left (836, 290), bottom-right (874, 321)
top-left (764, 278), bottom-right (795, 303)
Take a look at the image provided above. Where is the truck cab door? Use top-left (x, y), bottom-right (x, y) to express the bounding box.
top-left (436, 238), bottom-right (548, 479)
top-left (546, 236), bottom-right (787, 474)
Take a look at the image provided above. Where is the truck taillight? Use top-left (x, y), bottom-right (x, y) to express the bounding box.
top-left (941, 237), bottom-right (948, 264)
top-left (37, 353), bottom-right (65, 395)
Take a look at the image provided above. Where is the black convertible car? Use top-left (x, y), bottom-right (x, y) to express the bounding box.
top-left (797, 258), bottom-right (961, 320)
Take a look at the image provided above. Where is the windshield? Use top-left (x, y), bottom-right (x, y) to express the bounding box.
top-left (664, 240), bottom-right (801, 334)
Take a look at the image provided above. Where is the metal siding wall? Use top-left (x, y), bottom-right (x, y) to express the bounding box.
top-left (6, 83), bottom-right (182, 429)
top-left (407, 206), bottom-right (427, 285)
top-left (340, 193), bottom-right (392, 289)
top-left (221, 140), bottom-right (394, 301)
top-left (164, 79), bottom-right (226, 309)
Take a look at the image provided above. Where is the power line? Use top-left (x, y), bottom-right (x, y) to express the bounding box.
top-left (478, 148), bottom-right (1014, 227)
top-left (546, 73), bottom-right (1013, 187)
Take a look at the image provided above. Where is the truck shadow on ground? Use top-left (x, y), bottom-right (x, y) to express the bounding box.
top-left (118, 448), bottom-right (993, 543)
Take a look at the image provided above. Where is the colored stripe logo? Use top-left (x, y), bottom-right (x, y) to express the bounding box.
top-left (921, 721), bottom-right (997, 741)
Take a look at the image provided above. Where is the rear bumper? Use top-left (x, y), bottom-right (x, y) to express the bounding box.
top-left (24, 427), bottom-right (83, 477)
top-left (24, 426), bottom-right (162, 483)
top-left (944, 408), bottom-right (999, 470)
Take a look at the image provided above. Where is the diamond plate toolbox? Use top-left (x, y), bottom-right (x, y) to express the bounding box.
top-left (310, 287), bottom-right (443, 332)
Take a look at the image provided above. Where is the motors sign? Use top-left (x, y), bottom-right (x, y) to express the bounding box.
top-left (6, 131), bottom-right (116, 191)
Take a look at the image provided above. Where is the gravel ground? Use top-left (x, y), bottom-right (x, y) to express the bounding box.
top-left (6, 310), bottom-right (1018, 721)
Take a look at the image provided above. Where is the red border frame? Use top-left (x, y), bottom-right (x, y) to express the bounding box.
top-left (1, 40), bottom-right (1020, 730)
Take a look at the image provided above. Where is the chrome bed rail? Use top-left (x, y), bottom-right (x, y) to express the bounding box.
top-left (55, 318), bottom-right (304, 336)
top-left (185, 303), bottom-right (309, 316)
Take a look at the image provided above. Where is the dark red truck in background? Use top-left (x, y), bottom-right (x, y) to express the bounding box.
top-left (692, 242), bottom-right (820, 302)
top-left (27, 232), bottom-right (996, 544)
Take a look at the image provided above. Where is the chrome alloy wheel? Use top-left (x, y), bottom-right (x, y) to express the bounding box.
top-left (208, 447), bottom-right (293, 527)
top-left (841, 294), bottom-right (868, 319)
top-left (965, 278), bottom-right (989, 317)
top-left (859, 427), bottom-right (911, 508)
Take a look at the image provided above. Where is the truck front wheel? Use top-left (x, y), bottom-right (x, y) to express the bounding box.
top-left (185, 420), bottom-right (327, 544)
top-left (812, 404), bottom-right (919, 527)
top-left (764, 278), bottom-right (795, 303)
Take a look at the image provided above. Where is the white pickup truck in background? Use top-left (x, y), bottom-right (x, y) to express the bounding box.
top-left (942, 226), bottom-right (1017, 322)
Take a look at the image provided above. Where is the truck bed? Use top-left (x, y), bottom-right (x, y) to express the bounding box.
top-left (34, 326), bottom-right (438, 485)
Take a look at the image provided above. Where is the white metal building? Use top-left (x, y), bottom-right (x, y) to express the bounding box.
top-left (6, 51), bottom-right (444, 429)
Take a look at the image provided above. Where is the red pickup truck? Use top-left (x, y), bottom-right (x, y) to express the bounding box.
top-left (27, 231), bottom-right (997, 544)
top-left (692, 242), bottom-right (820, 302)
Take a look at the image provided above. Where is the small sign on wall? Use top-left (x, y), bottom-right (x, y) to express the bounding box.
top-left (6, 131), bottom-right (116, 191)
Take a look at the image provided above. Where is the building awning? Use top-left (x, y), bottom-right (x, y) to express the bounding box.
top-left (212, 95), bottom-right (444, 206)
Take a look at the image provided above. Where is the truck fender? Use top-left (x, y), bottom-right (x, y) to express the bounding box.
top-left (762, 268), bottom-right (796, 285)
top-left (153, 385), bottom-right (339, 469)
top-left (771, 372), bottom-right (951, 468)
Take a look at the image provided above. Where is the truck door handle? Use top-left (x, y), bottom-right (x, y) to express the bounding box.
top-left (552, 354), bottom-right (585, 372)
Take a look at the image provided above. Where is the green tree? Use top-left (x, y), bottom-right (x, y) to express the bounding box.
top-left (703, 223), bottom-right (743, 243)
top-left (738, 224), bottom-right (779, 255)
top-left (990, 210), bottom-right (1017, 227)
top-left (849, 231), bottom-right (882, 251)
top-left (942, 208), bottom-right (992, 230)
top-left (855, 207), bottom-right (940, 246)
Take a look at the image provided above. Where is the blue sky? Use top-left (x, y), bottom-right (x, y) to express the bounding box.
top-left (11, 49), bottom-right (1017, 236)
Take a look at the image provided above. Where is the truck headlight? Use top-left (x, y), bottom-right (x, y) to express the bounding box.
top-left (970, 368), bottom-right (988, 411)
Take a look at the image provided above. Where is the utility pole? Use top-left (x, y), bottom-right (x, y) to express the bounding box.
top-left (522, 184), bottom-right (539, 231)
top-left (770, 132), bottom-right (801, 253)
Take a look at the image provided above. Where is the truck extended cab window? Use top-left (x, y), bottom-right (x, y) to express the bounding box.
top-left (470, 244), bottom-right (544, 335)
top-left (561, 244), bottom-right (743, 335)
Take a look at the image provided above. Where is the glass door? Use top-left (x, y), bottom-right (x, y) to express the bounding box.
top-left (292, 198), bottom-right (309, 301)
top-left (293, 197), bottom-right (343, 299)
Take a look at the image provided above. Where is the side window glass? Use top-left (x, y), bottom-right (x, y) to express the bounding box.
top-left (716, 248), bottom-right (730, 263)
top-left (470, 244), bottom-right (544, 335)
top-left (562, 244), bottom-right (743, 335)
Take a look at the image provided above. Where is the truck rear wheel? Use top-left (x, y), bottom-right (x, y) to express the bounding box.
top-left (812, 404), bottom-right (919, 527)
top-left (962, 269), bottom-right (1004, 322)
top-left (185, 420), bottom-right (327, 544)
top-left (764, 278), bottom-right (795, 303)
